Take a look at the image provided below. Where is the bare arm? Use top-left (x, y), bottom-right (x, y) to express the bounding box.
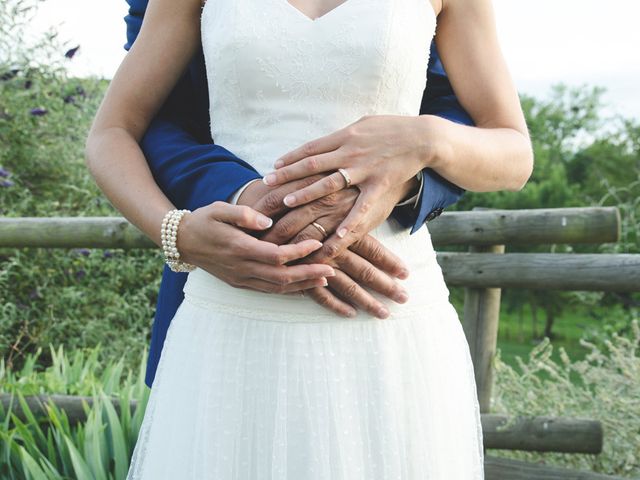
top-left (86, 0), bottom-right (204, 245)
top-left (425, 0), bottom-right (534, 192)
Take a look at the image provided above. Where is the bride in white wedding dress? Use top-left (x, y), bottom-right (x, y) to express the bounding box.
top-left (85, 0), bottom-right (533, 477)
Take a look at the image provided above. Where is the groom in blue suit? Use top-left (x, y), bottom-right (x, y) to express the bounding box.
top-left (123, 0), bottom-right (474, 389)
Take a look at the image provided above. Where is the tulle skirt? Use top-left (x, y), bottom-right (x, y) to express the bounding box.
top-left (126, 220), bottom-right (485, 479)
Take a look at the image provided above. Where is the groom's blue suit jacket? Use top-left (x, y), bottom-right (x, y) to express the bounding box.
top-left (123, 0), bottom-right (474, 389)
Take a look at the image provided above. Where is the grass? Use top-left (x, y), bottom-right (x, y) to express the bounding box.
top-left (447, 286), bottom-right (634, 377)
top-left (497, 306), bottom-right (596, 366)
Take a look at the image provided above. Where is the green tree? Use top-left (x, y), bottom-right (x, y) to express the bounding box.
top-left (450, 84), bottom-right (639, 340)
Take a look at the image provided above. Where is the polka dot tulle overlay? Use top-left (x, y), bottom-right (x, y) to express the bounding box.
top-left (126, 279), bottom-right (484, 479)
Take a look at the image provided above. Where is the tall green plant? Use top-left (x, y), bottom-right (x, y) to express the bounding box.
top-left (1, 345), bottom-right (150, 479)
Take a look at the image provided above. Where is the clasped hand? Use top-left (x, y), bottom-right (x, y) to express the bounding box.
top-left (178, 115), bottom-right (427, 318)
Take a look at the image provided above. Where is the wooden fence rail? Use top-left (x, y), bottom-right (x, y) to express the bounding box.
top-left (484, 456), bottom-right (624, 480)
top-left (0, 206), bottom-right (634, 480)
top-left (440, 252), bottom-right (640, 291)
top-left (0, 206), bottom-right (621, 248)
top-left (0, 394), bottom-right (603, 454)
top-left (1, 394), bottom-right (615, 479)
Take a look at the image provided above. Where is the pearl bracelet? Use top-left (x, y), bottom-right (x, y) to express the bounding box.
top-left (161, 209), bottom-right (196, 273)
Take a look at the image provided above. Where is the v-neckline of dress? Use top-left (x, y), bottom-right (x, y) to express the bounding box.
top-left (282, 0), bottom-right (356, 23)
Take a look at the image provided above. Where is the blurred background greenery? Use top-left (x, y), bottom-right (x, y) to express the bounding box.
top-left (0, 0), bottom-right (638, 478)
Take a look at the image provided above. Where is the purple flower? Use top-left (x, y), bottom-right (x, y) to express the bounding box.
top-left (0, 180), bottom-right (14, 187)
top-left (103, 250), bottom-right (113, 258)
top-left (24, 80), bottom-right (32, 89)
top-left (64, 45), bottom-right (80, 59)
top-left (75, 85), bottom-right (86, 97)
top-left (63, 95), bottom-right (75, 104)
top-left (30, 107), bottom-right (47, 116)
top-left (75, 269), bottom-right (86, 280)
top-left (0, 69), bottom-right (19, 81)
top-left (0, 167), bottom-right (10, 178)
top-left (74, 248), bottom-right (91, 256)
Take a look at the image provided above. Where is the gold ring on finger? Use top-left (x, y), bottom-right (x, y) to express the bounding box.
top-left (337, 168), bottom-right (352, 188)
top-left (311, 221), bottom-right (328, 239)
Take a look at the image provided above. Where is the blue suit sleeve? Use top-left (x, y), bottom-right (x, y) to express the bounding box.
top-left (392, 41), bottom-right (475, 234)
top-left (124, 0), bottom-right (261, 389)
top-left (140, 113), bottom-right (261, 210)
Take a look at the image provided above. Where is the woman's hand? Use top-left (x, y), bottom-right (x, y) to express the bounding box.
top-left (177, 201), bottom-right (336, 294)
top-left (262, 114), bottom-right (436, 251)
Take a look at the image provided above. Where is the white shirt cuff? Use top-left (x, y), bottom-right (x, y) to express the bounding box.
top-left (228, 178), bottom-right (262, 205)
top-left (395, 170), bottom-right (424, 209)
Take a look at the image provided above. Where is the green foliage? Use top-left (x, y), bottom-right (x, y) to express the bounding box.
top-left (492, 317), bottom-right (640, 477)
top-left (0, 247), bottom-right (161, 373)
top-left (0, 345), bottom-right (149, 479)
top-left (0, 345), bottom-right (150, 479)
top-left (0, 0), bottom-right (109, 217)
top-left (449, 83), bottom-right (640, 341)
top-left (455, 83), bottom-right (640, 242)
top-left (0, 0), bottom-right (159, 371)
top-left (0, 344), bottom-right (147, 398)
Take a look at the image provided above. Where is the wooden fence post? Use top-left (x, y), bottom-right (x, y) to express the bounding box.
top-left (462, 207), bottom-right (505, 414)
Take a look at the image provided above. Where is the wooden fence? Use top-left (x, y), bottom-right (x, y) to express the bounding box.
top-left (1, 205), bottom-right (638, 479)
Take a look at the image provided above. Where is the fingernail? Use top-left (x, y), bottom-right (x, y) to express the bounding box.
top-left (395, 291), bottom-right (408, 303)
top-left (321, 278), bottom-right (328, 287)
top-left (326, 268), bottom-right (336, 277)
top-left (274, 159), bottom-right (284, 168)
top-left (346, 309), bottom-right (357, 318)
top-left (337, 227), bottom-right (347, 238)
top-left (398, 268), bottom-right (409, 279)
top-left (258, 215), bottom-right (273, 228)
top-left (263, 173), bottom-right (276, 185)
top-left (377, 307), bottom-right (390, 319)
top-left (283, 194), bottom-right (296, 206)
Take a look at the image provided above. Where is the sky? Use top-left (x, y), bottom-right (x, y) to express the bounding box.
top-left (25, 0), bottom-right (640, 119)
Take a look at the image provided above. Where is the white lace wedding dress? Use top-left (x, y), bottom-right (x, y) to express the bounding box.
top-left (127, 0), bottom-right (485, 477)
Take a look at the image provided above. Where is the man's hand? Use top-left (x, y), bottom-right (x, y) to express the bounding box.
top-left (245, 174), bottom-right (418, 254)
top-left (236, 174), bottom-right (326, 220)
top-left (176, 201), bottom-right (336, 294)
top-left (237, 175), bottom-right (418, 318)
top-left (298, 234), bottom-right (410, 319)
top-left (266, 175), bottom-right (419, 259)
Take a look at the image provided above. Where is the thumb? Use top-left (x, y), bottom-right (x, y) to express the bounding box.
top-left (209, 202), bottom-right (273, 231)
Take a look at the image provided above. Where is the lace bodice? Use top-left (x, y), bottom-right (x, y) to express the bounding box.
top-left (200, 0), bottom-right (437, 175)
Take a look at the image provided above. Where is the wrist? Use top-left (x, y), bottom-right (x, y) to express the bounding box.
top-left (415, 114), bottom-right (452, 170)
top-left (161, 209), bottom-right (197, 272)
top-left (236, 178), bottom-right (268, 206)
top-left (395, 174), bottom-right (420, 204)
top-left (175, 210), bottom-right (196, 262)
